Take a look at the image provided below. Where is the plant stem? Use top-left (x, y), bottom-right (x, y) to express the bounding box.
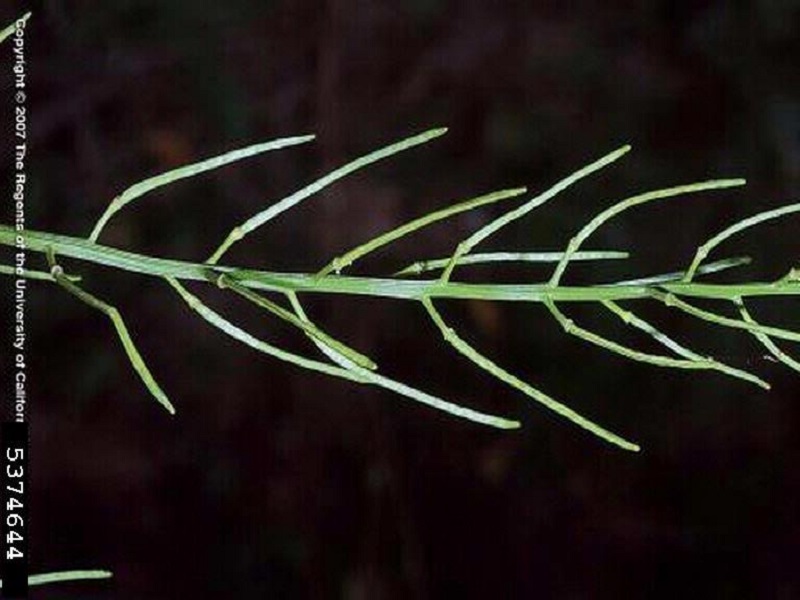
top-left (3, 226), bottom-right (797, 304)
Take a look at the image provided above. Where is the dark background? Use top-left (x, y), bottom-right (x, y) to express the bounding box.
top-left (2, 1), bottom-right (799, 598)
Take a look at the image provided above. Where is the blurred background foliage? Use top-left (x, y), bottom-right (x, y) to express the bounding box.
top-left (2, 1), bottom-right (799, 597)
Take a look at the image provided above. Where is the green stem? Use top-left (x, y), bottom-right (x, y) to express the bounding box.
top-left (3, 226), bottom-right (798, 303)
